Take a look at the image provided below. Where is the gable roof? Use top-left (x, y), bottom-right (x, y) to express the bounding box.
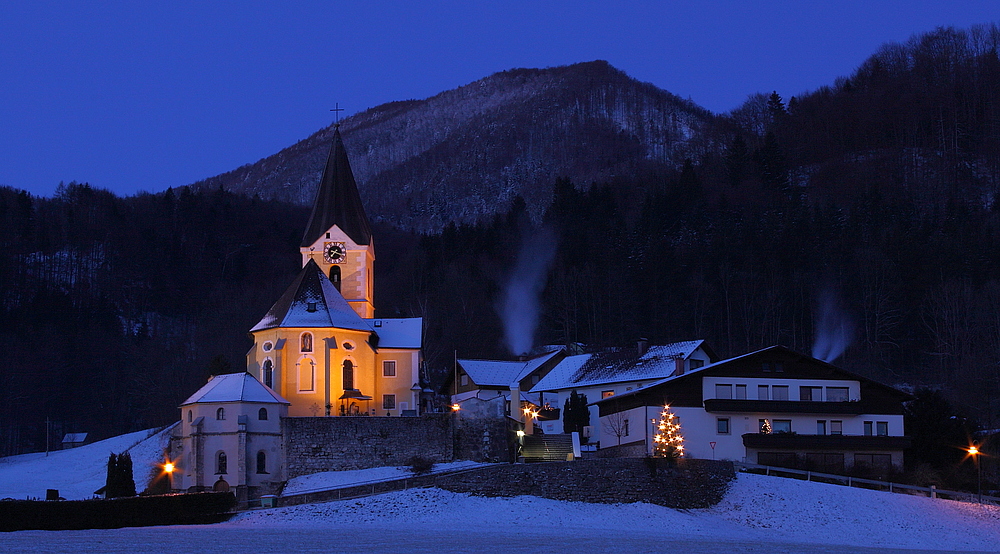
top-left (532, 340), bottom-right (709, 392)
top-left (301, 126), bottom-right (372, 247)
top-left (458, 349), bottom-right (562, 388)
top-left (181, 372), bottom-right (290, 405)
top-left (250, 258), bottom-right (373, 332)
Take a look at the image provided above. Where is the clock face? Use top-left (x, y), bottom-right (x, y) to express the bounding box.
top-left (323, 242), bottom-right (347, 264)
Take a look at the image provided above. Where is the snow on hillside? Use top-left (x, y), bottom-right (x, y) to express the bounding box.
top-left (228, 472), bottom-right (1000, 552)
top-left (0, 425), bottom-right (173, 500)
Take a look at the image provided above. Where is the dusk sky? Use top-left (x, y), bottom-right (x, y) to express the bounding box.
top-left (2, 2), bottom-right (996, 198)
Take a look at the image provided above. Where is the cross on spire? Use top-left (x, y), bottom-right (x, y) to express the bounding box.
top-left (330, 103), bottom-right (345, 126)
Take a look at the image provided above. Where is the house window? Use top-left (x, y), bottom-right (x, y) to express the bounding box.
top-left (460, 374), bottom-right (468, 386)
top-left (830, 420), bottom-right (843, 435)
top-left (735, 384), bottom-right (747, 399)
top-left (342, 360), bottom-right (354, 390)
top-left (817, 420), bottom-right (827, 435)
top-left (800, 386), bottom-right (822, 401)
top-left (300, 333), bottom-right (313, 353)
top-left (854, 453), bottom-right (892, 471)
top-left (774, 362), bottom-right (784, 372)
top-left (216, 407), bottom-right (225, 420)
top-left (690, 359), bottom-right (704, 370)
top-left (531, 375), bottom-right (540, 385)
top-left (601, 390), bottom-right (615, 399)
top-left (217, 451), bottom-right (227, 474)
top-left (827, 387), bottom-right (849, 402)
top-left (864, 421), bottom-right (873, 436)
top-left (876, 421), bottom-right (888, 436)
top-left (717, 418), bottom-right (731, 434)
top-left (758, 385), bottom-right (769, 400)
top-left (262, 359), bottom-right (273, 389)
top-left (762, 362), bottom-right (771, 372)
top-left (256, 451), bottom-right (267, 474)
top-left (772, 385), bottom-right (789, 401)
top-left (715, 384), bottom-right (733, 399)
top-left (187, 410), bottom-right (192, 423)
top-left (383, 394), bottom-right (396, 410)
top-left (623, 419), bottom-right (630, 437)
top-left (772, 420), bottom-right (791, 434)
top-left (383, 360), bottom-right (396, 377)
top-left (258, 408), bottom-right (268, 421)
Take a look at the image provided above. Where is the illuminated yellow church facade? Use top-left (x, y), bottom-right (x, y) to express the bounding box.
top-left (245, 127), bottom-right (424, 418)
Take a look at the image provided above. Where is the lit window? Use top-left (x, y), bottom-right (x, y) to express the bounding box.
top-left (717, 418), bottom-right (730, 434)
top-left (383, 394), bottom-right (396, 410)
top-left (383, 360), bottom-right (396, 377)
top-left (601, 390), bottom-right (615, 399)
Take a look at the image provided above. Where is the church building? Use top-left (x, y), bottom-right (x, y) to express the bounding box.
top-left (245, 126), bottom-right (424, 418)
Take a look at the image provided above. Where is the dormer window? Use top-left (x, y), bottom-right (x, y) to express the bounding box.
top-left (307, 302), bottom-right (318, 313)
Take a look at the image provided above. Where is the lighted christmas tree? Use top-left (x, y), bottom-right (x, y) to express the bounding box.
top-left (652, 404), bottom-right (685, 458)
top-left (760, 419), bottom-right (772, 434)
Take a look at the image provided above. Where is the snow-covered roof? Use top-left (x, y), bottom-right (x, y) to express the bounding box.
top-left (181, 373), bottom-right (290, 405)
top-left (459, 350), bottom-right (562, 388)
top-left (532, 340), bottom-right (706, 392)
top-left (369, 318), bottom-right (422, 349)
top-left (61, 433), bottom-right (88, 443)
top-left (251, 258), bottom-right (374, 333)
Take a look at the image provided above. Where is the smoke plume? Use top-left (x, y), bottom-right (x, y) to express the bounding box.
top-left (499, 226), bottom-right (557, 356)
top-left (812, 288), bottom-right (854, 363)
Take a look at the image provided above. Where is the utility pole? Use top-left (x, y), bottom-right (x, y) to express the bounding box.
top-left (45, 417), bottom-right (49, 457)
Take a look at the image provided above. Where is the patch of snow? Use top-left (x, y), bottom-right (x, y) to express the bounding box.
top-left (0, 425), bottom-right (173, 500)
top-left (282, 460), bottom-right (486, 495)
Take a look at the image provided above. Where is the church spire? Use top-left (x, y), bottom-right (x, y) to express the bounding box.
top-left (300, 126), bottom-right (372, 247)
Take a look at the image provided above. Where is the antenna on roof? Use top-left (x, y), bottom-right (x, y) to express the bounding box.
top-left (330, 103), bottom-right (345, 127)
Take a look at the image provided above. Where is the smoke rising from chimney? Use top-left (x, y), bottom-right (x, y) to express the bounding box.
top-left (499, 226), bottom-right (557, 356)
top-left (812, 288), bottom-right (854, 363)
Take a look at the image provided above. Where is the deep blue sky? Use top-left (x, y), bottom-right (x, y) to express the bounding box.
top-left (2, 1), bottom-right (996, 198)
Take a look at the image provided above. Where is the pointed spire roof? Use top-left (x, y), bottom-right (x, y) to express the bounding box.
top-left (250, 258), bottom-right (374, 332)
top-left (301, 126), bottom-right (372, 247)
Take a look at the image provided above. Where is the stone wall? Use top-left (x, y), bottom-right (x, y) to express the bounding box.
top-left (433, 458), bottom-right (735, 509)
top-left (282, 414), bottom-right (516, 478)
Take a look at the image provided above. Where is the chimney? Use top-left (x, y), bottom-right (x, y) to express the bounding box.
top-left (673, 357), bottom-right (686, 376)
top-left (637, 338), bottom-right (648, 357)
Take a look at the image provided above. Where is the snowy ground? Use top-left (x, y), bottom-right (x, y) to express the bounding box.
top-left (282, 460), bottom-right (486, 495)
top-left (0, 426), bottom-right (173, 500)
top-left (4, 436), bottom-right (1000, 552)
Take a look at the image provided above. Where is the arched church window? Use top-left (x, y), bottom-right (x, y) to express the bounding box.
top-left (256, 451), bottom-right (267, 474)
top-left (343, 359), bottom-right (354, 390)
top-left (217, 451), bottom-right (228, 474)
top-left (330, 266), bottom-right (341, 291)
top-left (262, 359), bottom-right (273, 389)
top-left (258, 407), bottom-right (268, 421)
top-left (301, 333), bottom-right (313, 353)
top-left (187, 410), bottom-right (192, 423)
top-left (216, 407), bottom-right (225, 420)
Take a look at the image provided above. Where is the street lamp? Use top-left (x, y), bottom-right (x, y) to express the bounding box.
top-left (968, 444), bottom-right (982, 503)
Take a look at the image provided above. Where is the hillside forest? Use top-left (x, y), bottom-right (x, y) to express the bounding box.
top-left (1, 26), bottom-right (999, 468)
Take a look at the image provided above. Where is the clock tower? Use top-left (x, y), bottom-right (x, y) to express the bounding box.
top-left (299, 126), bottom-right (375, 318)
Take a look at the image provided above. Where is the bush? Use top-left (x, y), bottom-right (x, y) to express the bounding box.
top-left (406, 456), bottom-right (435, 475)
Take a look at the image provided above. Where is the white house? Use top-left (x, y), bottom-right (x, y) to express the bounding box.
top-left (170, 373), bottom-right (289, 501)
top-left (593, 345), bottom-right (912, 473)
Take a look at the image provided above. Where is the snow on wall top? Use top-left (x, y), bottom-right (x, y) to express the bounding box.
top-left (181, 372), bottom-right (290, 406)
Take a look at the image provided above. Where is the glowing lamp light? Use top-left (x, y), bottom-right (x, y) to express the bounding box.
top-left (516, 430), bottom-right (525, 437)
top-left (451, 403), bottom-right (461, 411)
top-left (164, 462), bottom-right (175, 473)
top-left (968, 445), bottom-right (979, 456)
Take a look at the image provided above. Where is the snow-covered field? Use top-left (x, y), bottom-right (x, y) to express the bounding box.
top-left (3, 431), bottom-right (1000, 552)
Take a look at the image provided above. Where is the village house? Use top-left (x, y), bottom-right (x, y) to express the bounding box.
top-left (593, 345), bottom-right (912, 473)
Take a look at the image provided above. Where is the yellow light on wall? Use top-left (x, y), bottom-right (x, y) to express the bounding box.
top-left (164, 462), bottom-right (175, 473)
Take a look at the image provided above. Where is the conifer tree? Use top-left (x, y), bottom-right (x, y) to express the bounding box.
top-left (652, 405), bottom-right (684, 458)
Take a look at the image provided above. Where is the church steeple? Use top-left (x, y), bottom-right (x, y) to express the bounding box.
top-left (301, 126), bottom-right (372, 248)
